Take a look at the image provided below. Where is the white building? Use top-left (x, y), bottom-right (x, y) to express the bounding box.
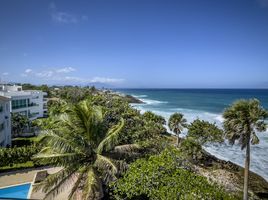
top-left (0, 85), bottom-right (48, 120)
top-left (0, 96), bottom-right (11, 147)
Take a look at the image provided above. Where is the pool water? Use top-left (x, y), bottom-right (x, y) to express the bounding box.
top-left (0, 183), bottom-right (31, 199)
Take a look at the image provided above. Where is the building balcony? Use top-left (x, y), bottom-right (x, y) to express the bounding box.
top-left (12, 105), bottom-right (27, 110)
top-left (28, 102), bottom-right (39, 107)
top-left (29, 112), bottom-right (39, 118)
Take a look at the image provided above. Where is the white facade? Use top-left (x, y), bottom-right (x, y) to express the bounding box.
top-left (0, 85), bottom-right (48, 120)
top-left (0, 96), bottom-right (11, 147)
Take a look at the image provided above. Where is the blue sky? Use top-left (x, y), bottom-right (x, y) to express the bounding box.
top-left (0, 0), bottom-right (268, 88)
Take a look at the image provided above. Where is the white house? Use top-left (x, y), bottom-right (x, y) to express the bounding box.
top-left (0, 96), bottom-right (11, 147)
top-left (0, 85), bottom-right (48, 120)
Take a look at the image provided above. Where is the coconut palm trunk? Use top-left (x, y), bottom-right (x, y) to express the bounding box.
top-left (243, 135), bottom-right (250, 200)
top-left (168, 113), bottom-right (187, 147)
top-left (176, 130), bottom-right (180, 146)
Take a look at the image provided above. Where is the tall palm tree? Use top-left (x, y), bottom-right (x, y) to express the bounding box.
top-left (35, 99), bottom-right (139, 200)
top-left (168, 113), bottom-right (187, 146)
top-left (223, 99), bottom-right (268, 200)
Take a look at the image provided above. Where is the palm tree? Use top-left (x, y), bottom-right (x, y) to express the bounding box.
top-left (223, 99), bottom-right (268, 200)
top-left (35, 99), bottom-right (139, 200)
top-left (168, 113), bottom-right (187, 146)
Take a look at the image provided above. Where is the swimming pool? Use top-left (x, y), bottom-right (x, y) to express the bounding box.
top-left (0, 183), bottom-right (31, 199)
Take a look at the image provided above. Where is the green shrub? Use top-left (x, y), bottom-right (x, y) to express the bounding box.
top-left (111, 147), bottom-right (237, 200)
top-left (0, 146), bottom-right (39, 167)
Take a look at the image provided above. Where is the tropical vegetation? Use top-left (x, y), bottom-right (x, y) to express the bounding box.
top-left (34, 99), bottom-right (148, 199)
top-left (223, 99), bottom-right (268, 200)
top-left (4, 85), bottom-right (268, 199)
top-left (168, 112), bottom-right (187, 145)
top-left (111, 147), bottom-right (237, 200)
top-left (11, 113), bottom-right (30, 137)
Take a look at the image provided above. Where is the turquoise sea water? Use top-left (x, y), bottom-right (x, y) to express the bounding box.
top-left (0, 183), bottom-right (30, 199)
top-left (117, 89), bottom-right (268, 181)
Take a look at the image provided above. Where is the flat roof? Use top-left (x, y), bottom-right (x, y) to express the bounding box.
top-left (0, 95), bottom-right (11, 101)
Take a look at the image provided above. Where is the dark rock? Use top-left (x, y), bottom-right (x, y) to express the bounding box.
top-left (123, 95), bottom-right (144, 104)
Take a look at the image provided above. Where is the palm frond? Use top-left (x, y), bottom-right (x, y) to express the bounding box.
top-left (97, 118), bottom-right (124, 154)
top-left (94, 154), bottom-right (118, 175)
top-left (68, 167), bottom-right (88, 200)
top-left (34, 168), bottom-right (77, 200)
top-left (82, 167), bottom-right (103, 200)
top-left (37, 130), bottom-right (77, 154)
top-left (112, 144), bottom-right (142, 157)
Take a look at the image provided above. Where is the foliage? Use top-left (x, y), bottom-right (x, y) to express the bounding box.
top-left (187, 119), bottom-right (224, 145)
top-left (11, 113), bottom-right (30, 136)
top-left (22, 83), bottom-right (51, 97)
top-left (223, 99), bottom-right (268, 149)
top-left (47, 99), bottom-right (68, 116)
top-left (168, 113), bottom-right (187, 145)
top-left (34, 99), bottom-right (142, 199)
top-left (111, 147), bottom-right (236, 200)
top-left (89, 94), bottom-right (167, 145)
top-left (179, 137), bottom-right (203, 162)
top-left (223, 99), bottom-right (268, 199)
top-left (57, 86), bottom-right (94, 103)
top-left (0, 161), bottom-right (35, 172)
top-left (0, 146), bottom-right (40, 167)
top-left (143, 111), bottom-right (166, 125)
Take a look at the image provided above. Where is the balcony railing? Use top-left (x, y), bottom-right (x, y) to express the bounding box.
top-left (29, 113), bottom-right (39, 118)
top-left (12, 105), bottom-right (27, 109)
top-left (28, 103), bottom-right (39, 107)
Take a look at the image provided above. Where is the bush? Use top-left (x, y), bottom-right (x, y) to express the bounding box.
top-left (111, 147), bottom-right (236, 200)
top-left (0, 146), bottom-right (39, 167)
top-left (187, 119), bottom-right (224, 144)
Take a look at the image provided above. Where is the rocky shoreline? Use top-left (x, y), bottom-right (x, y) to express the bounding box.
top-left (198, 150), bottom-right (268, 200)
top-left (112, 91), bottom-right (268, 199)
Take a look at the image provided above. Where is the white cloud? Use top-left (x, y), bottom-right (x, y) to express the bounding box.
top-left (49, 2), bottom-right (88, 24)
top-left (36, 70), bottom-right (54, 78)
top-left (90, 77), bottom-right (124, 83)
top-left (56, 67), bottom-right (76, 73)
top-left (52, 12), bottom-right (78, 24)
top-left (20, 67), bottom-right (123, 84)
top-left (2, 72), bottom-right (9, 76)
top-left (64, 76), bottom-right (124, 84)
top-left (21, 67), bottom-right (74, 78)
top-left (25, 68), bottom-right (33, 73)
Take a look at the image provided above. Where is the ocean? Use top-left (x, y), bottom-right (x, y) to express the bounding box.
top-left (116, 89), bottom-right (268, 181)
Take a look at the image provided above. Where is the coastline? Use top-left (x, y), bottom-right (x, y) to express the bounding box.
top-left (120, 91), bottom-right (268, 182)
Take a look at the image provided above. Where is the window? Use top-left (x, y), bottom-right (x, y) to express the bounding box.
top-left (0, 104), bottom-right (3, 112)
top-left (12, 99), bottom-right (27, 109)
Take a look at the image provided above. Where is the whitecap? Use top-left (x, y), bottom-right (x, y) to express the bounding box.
top-left (140, 98), bottom-right (168, 105)
top-left (131, 104), bottom-right (268, 181)
top-left (132, 94), bottom-right (148, 98)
